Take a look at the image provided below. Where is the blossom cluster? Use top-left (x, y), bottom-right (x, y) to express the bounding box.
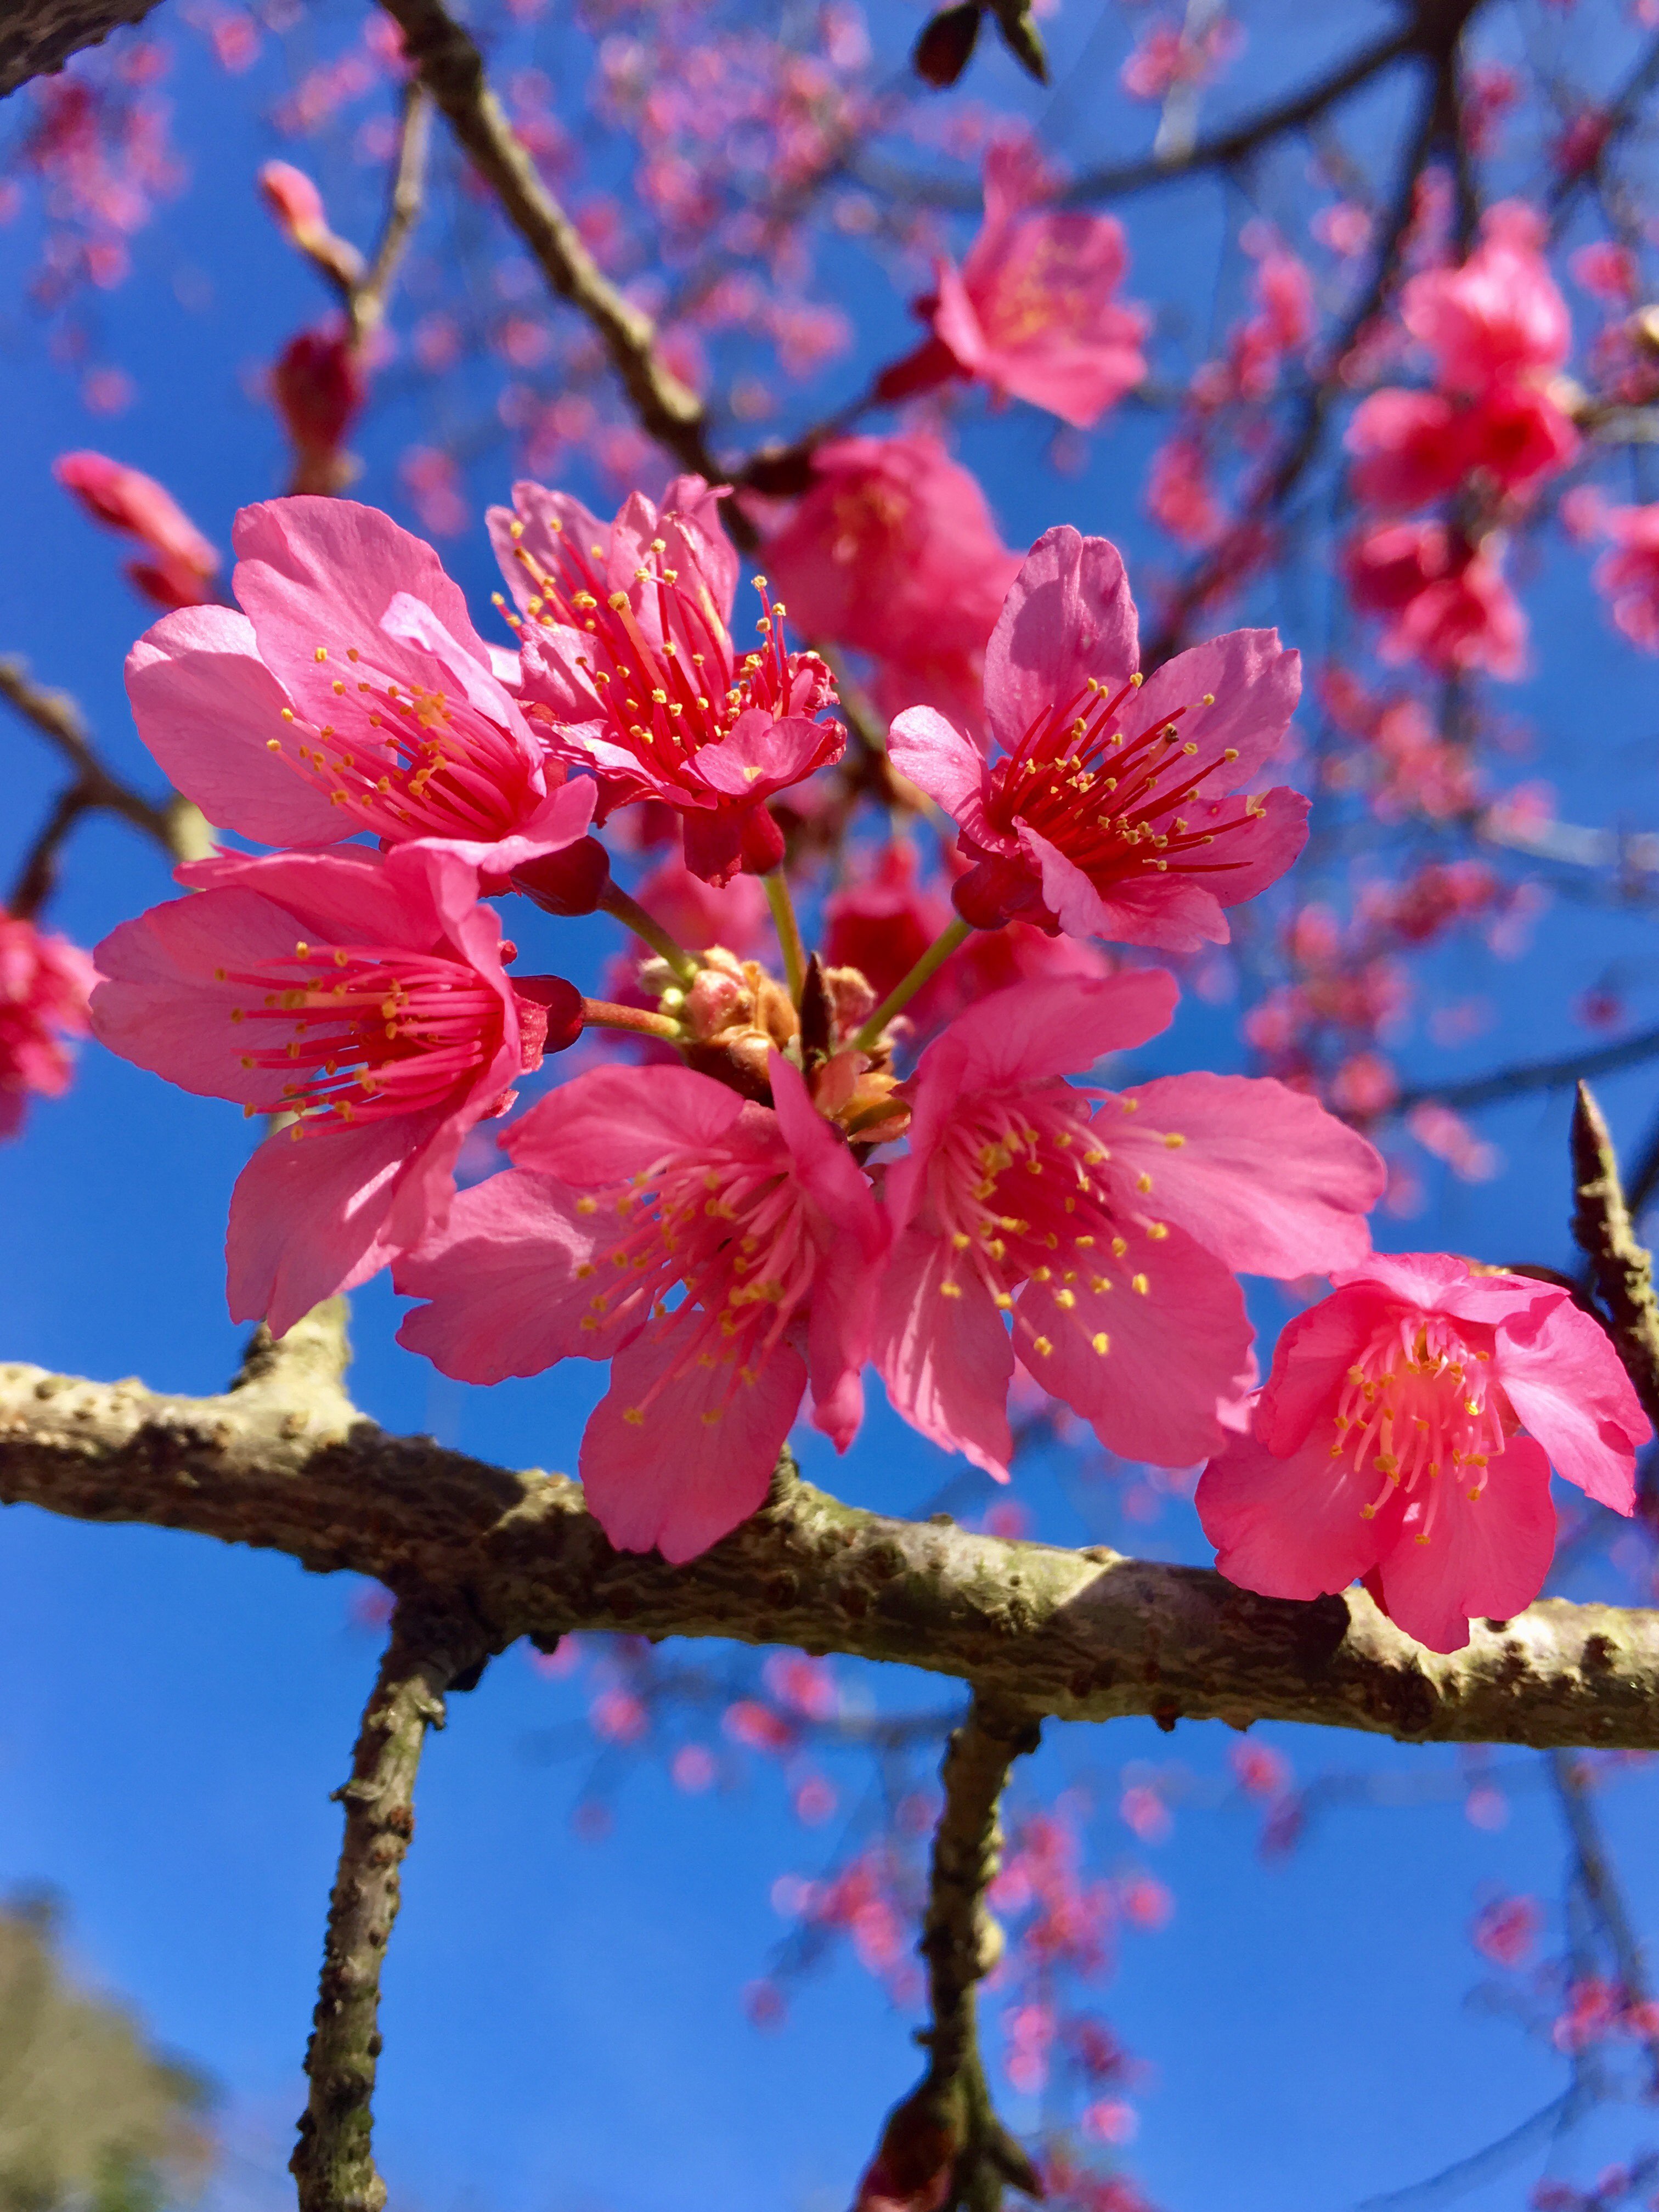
top-left (67, 478), bottom-right (1647, 1656)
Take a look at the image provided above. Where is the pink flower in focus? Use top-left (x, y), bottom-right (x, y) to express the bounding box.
top-left (91, 844), bottom-right (574, 1334)
top-left (0, 913), bottom-right (97, 1138)
top-left (1197, 1254), bottom-right (1650, 1652)
top-left (1344, 522), bottom-right (1527, 680)
top-left (126, 496), bottom-right (593, 874)
top-left (759, 434), bottom-right (1020, 745)
top-left (493, 475), bottom-right (842, 884)
top-left (889, 528), bottom-right (1308, 953)
top-left (396, 1054), bottom-right (887, 1561)
top-left (926, 138), bottom-right (1148, 430)
top-left (874, 975), bottom-right (1384, 1476)
top-left (1400, 202), bottom-right (1572, 395)
top-left (54, 450), bottom-right (219, 609)
top-left (1592, 504), bottom-right (1659, 650)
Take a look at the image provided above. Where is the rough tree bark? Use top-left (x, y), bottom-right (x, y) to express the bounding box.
top-left (0, 0), bottom-right (166, 98)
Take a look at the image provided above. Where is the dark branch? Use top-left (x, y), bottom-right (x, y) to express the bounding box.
top-left (1391, 1028), bottom-right (1659, 1119)
top-left (8, 783), bottom-right (99, 921)
top-left (1549, 1750), bottom-right (1659, 2096)
top-left (0, 0), bottom-right (162, 97)
top-left (290, 1598), bottom-right (492, 2212)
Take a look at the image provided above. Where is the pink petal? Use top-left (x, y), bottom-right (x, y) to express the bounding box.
top-left (1181, 785), bottom-right (1310, 909)
top-left (991, 343), bottom-right (1147, 431)
top-left (394, 1168), bottom-right (622, 1380)
top-left (1040, 854), bottom-right (1232, 953)
top-left (488, 484), bottom-right (607, 615)
top-left (1254, 1283), bottom-right (1390, 1455)
top-left (691, 709), bottom-right (840, 799)
top-left (504, 1063), bottom-right (748, 1183)
top-left (405, 777), bottom-right (596, 878)
top-left (1493, 1291), bottom-right (1648, 1511)
top-left (1374, 1434), bottom-right (1557, 1652)
top-left (580, 1320), bottom-right (807, 1561)
top-left (932, 259), bottom-right (991, 380)
top-left (228, 1110), bottom-right (437, 1335)
top-left (1103, 1073), bottom-right (1384, 1277)
top-left (874, 1227), bottom-right (1014, 1480)
top-left (1130, 628), bottom-right (1301, 785)
top-left (984, 527), bottom-right (1139, 758)
top-left (378, 590), bottom-right (531, 732)
top-left (1197, 1423), bottom-right (1383, 1600)
top-left (888, 706), bottom-right (994, 833)
top-left (1015, 1218), bottom-right (1251, 1465)
top-left (125, 606), bottom-right (345, 847)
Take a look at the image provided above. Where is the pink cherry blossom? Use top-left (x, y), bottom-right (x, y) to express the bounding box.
top-left (1591, 504), bottom-right (1659, 650)
top-left (0, 912), bottom-right (97, 1139)
top-left (91, 844), bottom-right (573, 1335)
top-left (874, 975), bottom-right (1383, 1478)
top-left (888, 527), bottom-right (1307, 953)
top-left (1196, 1253), bottom-right (1650, 1653)
top-left (1400, 202), bottom-right (1572, 395)
top-left (492, 474), bottom-right (842, 885)
top-left (924, 138), bottom-right (1148, 430)
top-left (395, 1052), bottom-right (887, 1560)
top-left (758, 434), bottom-right (1020, 744)
top-left (54, 450), bottom-right (219, 610)
top-left (126, 497), bottom-right (594, 874)
top-left (1344, 522), bottom-right (1527, 680)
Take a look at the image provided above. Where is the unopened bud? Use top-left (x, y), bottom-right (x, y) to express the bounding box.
top-left (912, 0), bottom-right (981, 86)
top-left (273, 329), bottom-right (367, 462)
top-left (259, 161), bottom-right (327, 247)
top-left (510, 837), bottom-right (612, 917)
top-left (512, 974), bottom-right (584, 1060)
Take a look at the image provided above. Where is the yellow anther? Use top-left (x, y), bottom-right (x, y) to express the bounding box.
top-left (1031, 1335), bottom-right (1053, 1358)
top-left (1092, 1333), bottom-right (1110, 1355)
top-left (940, 1282), bottom-right (963, 1300)
top-left (1131, 1274), bottom-right (1149, 1295)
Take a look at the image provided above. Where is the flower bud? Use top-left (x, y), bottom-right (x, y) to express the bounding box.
top-left (912, 0), bottom-right (981, 87)
top-left (511, 837), bottom-right (612, 917)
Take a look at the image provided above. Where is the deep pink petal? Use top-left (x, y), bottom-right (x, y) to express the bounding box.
top-left (990, 343), bottom-right (1148, 431)
top-left (394, 1168), bottom-right (622, 1380)
top-left (888, 706), bottom-right (994, 830)
top-left (1374, 1434), bottom-right (1557, 1653)
top-left (681, 805), bottom-right (746, 887)
top-left (504, 1063), bottom-right (748, 1182)
top-left (580, 1321), bottom-right (806, 1561)
top-left (690, 709), bottom-right (842, 800)
top-left (125, 606), bottom-right (345, 847)
top-left (1016, 1218), bottom-right (1251, 1465)
top-left (932, 259), bottom-right (991, 379)
top-left (983, 527), bottom-right (1139, 758)
top-left (1253, 1283), bottom-right (1391, 1455)
top-left (1103, 1072), bottom-right (1384, 1277)
top-left (1182, 785), bottom-right (1310, 908)
top-left (1494, 1292), bottom-right (1648, 1511)
top-left (1025, 842), bottom-right (1231, 952)
top-left (874, 1227), bottom-right (1015, 1480)
top-left (1197, 1424), bottom-right (1384, 1600)
top-left (1130, 629), bottom-right (1301, 785)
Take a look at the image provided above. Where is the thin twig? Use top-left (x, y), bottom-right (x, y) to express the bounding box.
top-left (1549, 1750), bottom-right (1659, 2097)
top-left (7, 784), bottom-right (99, 921)
top-left (1570, 1083), bottom-right (1659, 1435)
top-left (351, 83), bottom-right (433, 346)
top-left (1391, 1029), bottom-right (1659, 1118)
top-left (856, 1697), bottom-right (1042, 2212)
top-left (290, 1597), bottom-right (491, 2212)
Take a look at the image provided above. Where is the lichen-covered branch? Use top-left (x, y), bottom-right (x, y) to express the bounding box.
top-left (376, 0), bottom-right (718, 486)
top-left (858, 1698), bottom-right (1042, 2211)
top-left (7, 1347), bottom-right (1659, 1748)
top-left (290, 1597), bottom-right (490, 2212)
top-left (1571, 1082), bottom-right (1659, 1434)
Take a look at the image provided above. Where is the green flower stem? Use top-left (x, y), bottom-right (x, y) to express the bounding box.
top-left (851, 916), bottom-right (972, 1052)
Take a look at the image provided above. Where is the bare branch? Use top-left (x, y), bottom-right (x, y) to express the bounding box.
top-left (0, 0), bottom-right (163, 96)
top-left (859, 1698), bottom-right (1042, 2211)
top-left (1571, 1083), bottom-right (1659, 1434)
top-left (8, 784), bottom-right (99, 921)
top-left (7, 1352), bottom-right (1659, 1748)
top-left (378, 0), bottom-right (721, 487)
top-left (1390, 1029), bottom-right (1659, 1119)
top-left (290, 1598), bottom-right (491, 2212)
top-left (1549, 1750), bottom-right (1659, 2095)
top-left (351, 83), bottom-right (433, 347)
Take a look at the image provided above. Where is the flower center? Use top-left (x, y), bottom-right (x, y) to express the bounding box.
top-left (221, 938), bottom-right (506, 1127)
top-left (983, 676), bottom-right (1268, 885)
top-left (1334, 1313), bottom-right (1508, 1543)
top-left (504, 522), bottom-right (832, 802)
top-left (267, 642), bottom-right (538, 843)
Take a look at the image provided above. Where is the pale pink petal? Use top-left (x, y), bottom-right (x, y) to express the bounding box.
top-left (394, 1169), bottom-right (622, 1380)
top-left (1493, 1291), bottom-right (1647, 1511)
top-left (983, 528), bottom-right (1139, 758)
top-left (1197, 1424), bottom-right (1384, 1600)
top-left (580, 1319), bottom-right (807, 1560)
top-left (504, 1063), bottom-right (748, 1182)
top-left (1374, 1434), bottom-right (1557, 1652)
top-left (125, 606), bottom-right (345, 847)
top-left (1129, 629), bottom-right (1301, 784)
top-left (874, 1227), bottom-right (1014, 1480)
top-left (378, 590), bottom-right (532, 732)
top-left (1103, 1073), bottom-right (1384, 1277)
top-left (488, 484), bottom-right (607, 615)
top-left (1015, 1219), bottom-right (1251, 1465)
top-left (932, 260), bottom-right (992, 380)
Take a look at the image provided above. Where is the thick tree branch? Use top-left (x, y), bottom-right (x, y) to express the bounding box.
top-left (377, 0), bottom-right (720, 487)
top-left (1571, 1082), bottom-right (1659, 1434)
top-left (291, 1596), bottom-right (490, 2212)
top-left (860, 1698), bottom-right (1042, 2211)
top-left (0, 0), bottom-right (162, 96)
top-left (6, 1350), bottom-right (1659, 1748)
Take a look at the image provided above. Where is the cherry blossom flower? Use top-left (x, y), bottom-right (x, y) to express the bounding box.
top-left (1344, 522), bottom-right (1527, 680)
top-left (888, 528), bottom-right (1307, 952)
top-left (491, 474), bottom-right (841, 885)
top-left (758, 433), bottom-right (1020, 744)
top-left (874, 974), bottom-right (1384, 1477)
top-left (90, 843), bottom-right (573, 1335)
top-left (1196, 1253), bottom-right (1650, 1652)
top-left (923, 138), bottom-right (1148, 430)
top-left (1591, 503), bottom-right (1659, 650)
top-left (126, 496), bottom-right (594, 874)
top-left (395, 1053), bottom-right (888, 1561)
top-left (54, 450), bottom-right (219, 610)
top-left (1400, 202), bottom-right (1572, 394)
top-left (0, 913), bottom-right (97, 1139)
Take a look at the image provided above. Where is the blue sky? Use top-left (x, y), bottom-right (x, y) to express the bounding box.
top-left (4, 2), bottom-right (1659, 2208)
